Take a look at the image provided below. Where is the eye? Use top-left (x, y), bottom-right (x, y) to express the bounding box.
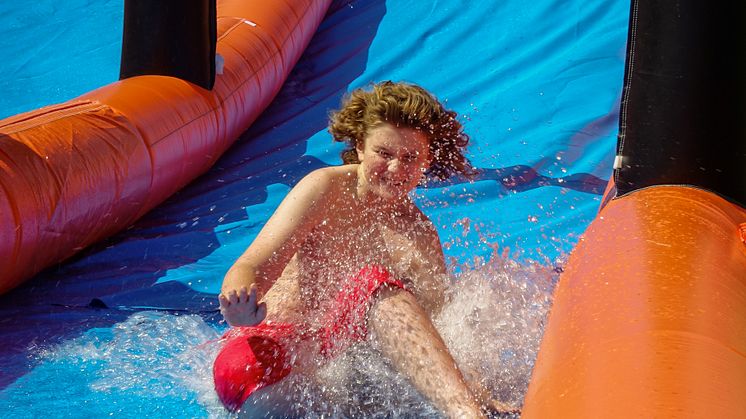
top-left (401, 154), bottom-right (417, 163)
top-left (377, 149), bottom-right (392, 158)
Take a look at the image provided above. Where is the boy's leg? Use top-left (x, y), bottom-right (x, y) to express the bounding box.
top-left (367, 287), bottom-right (484, 419)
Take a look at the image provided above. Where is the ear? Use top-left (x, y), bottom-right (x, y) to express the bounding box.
top-left (355, 139), bottom-right (365, 162)
top-left (424, 146), bottom-right (434, 168)
top-left (418, 158), bottom-right (431, 179)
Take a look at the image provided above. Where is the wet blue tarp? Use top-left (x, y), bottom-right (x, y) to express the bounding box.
top-left (0, 0), bottom-right (628, 415)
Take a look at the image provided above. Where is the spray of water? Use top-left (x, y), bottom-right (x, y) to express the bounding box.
top-left (436, 253), bottom-right (557, 409)
top-left (29, 312), bottom-right (227, 417)
top-left (19, 251), bottom-right (555, 418)
top-left (235, 249), bottom-right (556, 417)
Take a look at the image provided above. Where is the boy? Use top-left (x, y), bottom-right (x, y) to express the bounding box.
top-left (215, 81), bottom-right (495, 417)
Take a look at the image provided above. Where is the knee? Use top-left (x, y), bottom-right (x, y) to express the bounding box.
top-left (373, 285), bottom-right (418, 310)
top-left (368, 286), bottom-right (427, 330)
top-left (367, 287), bottom-right (438, 354)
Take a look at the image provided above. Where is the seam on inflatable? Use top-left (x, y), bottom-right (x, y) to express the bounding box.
top-left (612, 184), bottom-right (746, 218)
top-left (0, 163), bottom-right (23, 278)
top-left (606, 330), bottom-right (746, 361)
top-left (217, 17), bottom-right (248, 41)
top-left (615, 0), bottom-right (638, 186)
top-left (84, 103), bottom-right (156, 219)
top-left (0, 101), bottom-right (93, 130)
top-left (128, 119), bottom-right (158, 219)
top-left (0, 102), bottom-right (105, 134)
top-left (220, 15), bottom-right (288, 72)
top-left (281, 0), bottom-right (303, 53)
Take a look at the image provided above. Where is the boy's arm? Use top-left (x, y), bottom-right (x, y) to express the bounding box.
top-left (219, 170), bottom-right (332, 326)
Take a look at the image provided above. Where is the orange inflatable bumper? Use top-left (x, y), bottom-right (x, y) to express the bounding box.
top-left (0, 0), bottom-right (331, 294)
top-left (523, 186), bottom-right (746, 418)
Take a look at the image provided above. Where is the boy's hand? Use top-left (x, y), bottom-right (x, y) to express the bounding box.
top-left (218, 284), bottom-right (267, 327)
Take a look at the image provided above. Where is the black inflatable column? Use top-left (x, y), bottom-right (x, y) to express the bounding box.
top-left (119, 0), bottom-right (217, 90)
top-left (615, 0), bottom-right (746, 206)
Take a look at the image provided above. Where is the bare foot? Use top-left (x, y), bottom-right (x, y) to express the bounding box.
top-left (461, 367), bottom-right (520, 416)
top-left (483, 399), bottom-right (520, 416)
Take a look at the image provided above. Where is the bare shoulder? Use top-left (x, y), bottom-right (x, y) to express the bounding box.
top-left (295, 166), bottom-right (355, 194)
top-left (258, 167), bottom-right (355, 234)
top-left (285, 166), bottom-right (352, 208)
top-left (293, 166), bottom-right (336, 192)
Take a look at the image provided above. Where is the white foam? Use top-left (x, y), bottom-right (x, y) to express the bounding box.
top-left (33, 253), bottom-right (555, 417)
top-left (436, 254), bottom-right (556, 408)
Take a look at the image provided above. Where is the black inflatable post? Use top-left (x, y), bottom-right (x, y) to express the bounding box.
top-left (119, 0), bottom-right (217, 90)
top-left (615, 1), bottom-right (746, 206)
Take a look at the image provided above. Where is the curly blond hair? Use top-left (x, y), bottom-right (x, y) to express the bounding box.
top-left (328, 81), bottom-right (473, 181)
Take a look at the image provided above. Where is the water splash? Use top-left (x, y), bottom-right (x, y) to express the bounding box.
top-left (240, 251), bottom-right (555, 417)
top-left (10, 313), bottom-right (226, 418)
top-left (436, 253), bottom-right (557, 409)
top-left (241, 345), bottom-right (439, 418)
top-left (6, 254), bottom-right (555, 418)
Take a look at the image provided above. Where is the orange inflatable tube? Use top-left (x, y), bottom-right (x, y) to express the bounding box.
top-left (0, 0), bottom-right (331, 295)
top-left (522, 186), bottom-right (746, 417)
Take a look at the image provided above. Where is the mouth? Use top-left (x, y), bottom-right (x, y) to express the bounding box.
top-left (382, 178), bottom-right (406, 188)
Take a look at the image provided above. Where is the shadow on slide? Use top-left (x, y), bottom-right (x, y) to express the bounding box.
top-left (0, 0), bottom-right (385, 390)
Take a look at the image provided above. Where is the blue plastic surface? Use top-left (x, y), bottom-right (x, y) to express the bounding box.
top-left (0, 0), bottom-right (628, 415)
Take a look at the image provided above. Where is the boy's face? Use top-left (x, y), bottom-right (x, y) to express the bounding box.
top-left (356, 122), bottom-right (431, 201)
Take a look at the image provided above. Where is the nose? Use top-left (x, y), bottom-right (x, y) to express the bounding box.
top-left (385, 159), bottom-right (412, 184)
top-left (387, 158), bottom-right (402, 172)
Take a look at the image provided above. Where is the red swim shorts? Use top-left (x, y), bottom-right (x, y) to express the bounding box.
top-left (213, 265), bottom-right (405, 412)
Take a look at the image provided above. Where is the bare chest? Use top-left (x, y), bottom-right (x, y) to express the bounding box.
top-left (295, 213), bottom-right (422, 304)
